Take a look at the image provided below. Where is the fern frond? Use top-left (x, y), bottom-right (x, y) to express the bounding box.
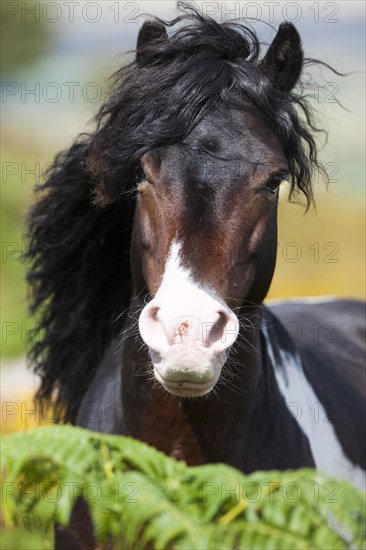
top-left (1, 426), bottom-right (365, 549)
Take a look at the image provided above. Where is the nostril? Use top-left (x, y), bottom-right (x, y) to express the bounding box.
top-left (218, 309), bottom-right (229, 324)
top-left (138, 302), bottom-right (167, 353)
top-left (207, 309), bottom-right (239, 352)
top-left (148, 306), bottom-right (160, 321)
top-left (204, 311), bottom-right (225, 347)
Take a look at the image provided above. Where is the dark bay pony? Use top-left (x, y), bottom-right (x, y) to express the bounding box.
top-left (27, 5), bottom-right (365, 529)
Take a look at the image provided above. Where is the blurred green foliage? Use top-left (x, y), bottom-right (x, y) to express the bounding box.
top-left (1, 146), bottom-right (42, 359)
top-left (2, 426), bottom-right (365, 549)
top-left (1, 0), bottom-right (52, 75)
top-left (0, 527), bottom-right (53, 549)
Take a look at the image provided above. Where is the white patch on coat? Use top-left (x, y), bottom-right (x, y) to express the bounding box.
top-left (263, 323), bottom-right (366, 492)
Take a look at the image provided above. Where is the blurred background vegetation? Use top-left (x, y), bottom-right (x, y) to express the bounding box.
top-left (0, 1), bottom-right (364, 547)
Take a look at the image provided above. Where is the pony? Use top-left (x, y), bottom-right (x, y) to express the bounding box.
top-left (27, 2), bottom-right (365, 546)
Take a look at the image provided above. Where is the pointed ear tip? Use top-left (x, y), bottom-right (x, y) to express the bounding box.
top-left (136, 19), bottom-right (168, 63)
top-left (136, 18), bottom-right (168, 48)
top-left (140, 18), bottom-right (165, 29)
top-left (278, 21), bottom-right (301, 38)
top-left (279, 21), bottom-right (296, 30)
top-left (138, 18), bottom-right (167, 38)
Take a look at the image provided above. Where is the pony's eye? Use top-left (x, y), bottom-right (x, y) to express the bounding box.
top-left (265, 173), bottom-right (287, 194)
top-left (134, 164), bottom-right (146, 183)
top-left (135, 164), bottom-right (153, 185)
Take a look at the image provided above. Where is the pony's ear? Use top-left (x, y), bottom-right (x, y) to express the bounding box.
top-left (136, 20), bottom-right (168, 66)
top-left (260, 22), bottom-right (303, 92)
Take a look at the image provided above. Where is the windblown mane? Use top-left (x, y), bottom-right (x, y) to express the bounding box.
top-left (27, 1), bottom-right (333, 420)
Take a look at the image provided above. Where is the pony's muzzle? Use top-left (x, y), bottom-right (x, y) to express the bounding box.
top-left (139, 301), bottom-right (238, 352)
top-left (138, 299), bottom-right (239, 396)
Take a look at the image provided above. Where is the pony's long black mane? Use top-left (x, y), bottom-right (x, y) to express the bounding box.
top-left (27, 2), bottom-right (336, 420)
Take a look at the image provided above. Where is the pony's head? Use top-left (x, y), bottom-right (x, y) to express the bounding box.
top-left (88, 5), bottom-right (318, 397)
top-left (28, 3), bottom-right (327, 416)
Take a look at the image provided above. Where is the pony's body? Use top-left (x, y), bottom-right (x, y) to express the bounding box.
top-left (27, 5), bottom-right (365, 546)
